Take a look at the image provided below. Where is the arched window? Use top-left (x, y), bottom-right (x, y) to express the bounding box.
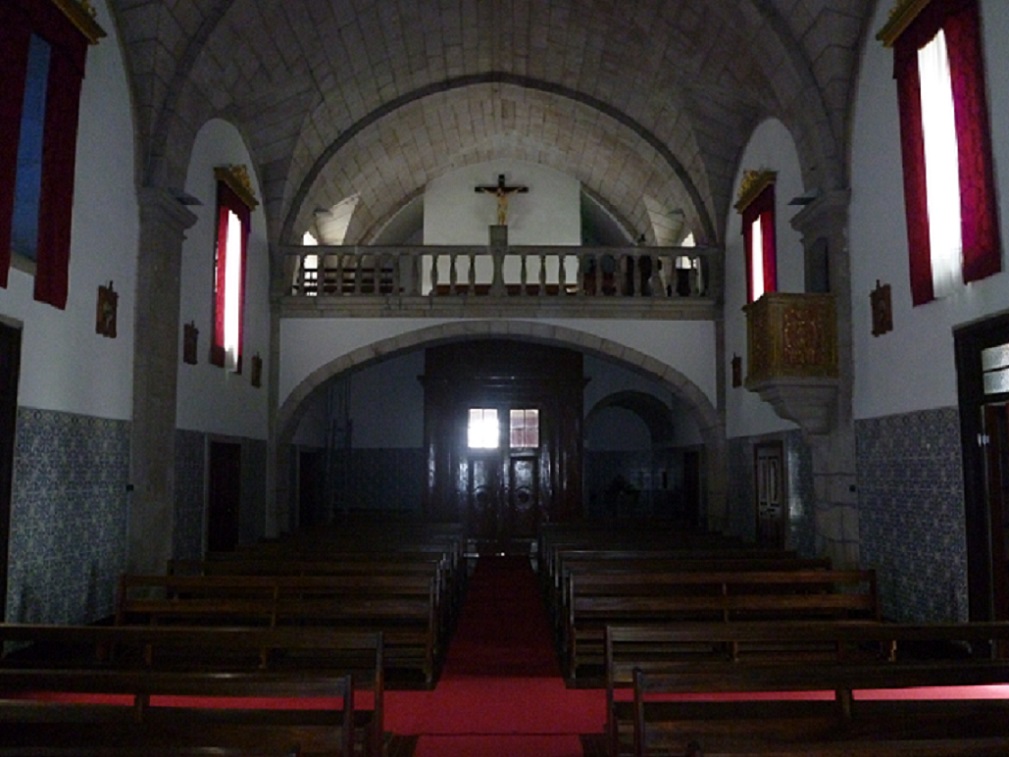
top-left (736, 170), bottom-right (777, 303)
top-left (211, 165), bottom-right (258, 372)
top-left (880, 0), bottom-right (1000, 305)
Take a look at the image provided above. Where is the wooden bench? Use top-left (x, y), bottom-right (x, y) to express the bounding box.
top-left (0, 666), bottom-right (353, 756)
top-left (567, 569), bottom-right (877, 682)
top-left (0, 623), bottom-right (385, 756)
top-left (602, 620), bottom-right (1009, 756)
top-left (168, 554), bottom-right (461, 635)
top-left (545, 547), bottom-right (810, 621)
top-left (552, 554), bottom-right (833, 643)
top-left (116, 573), bottom-right (441, 687)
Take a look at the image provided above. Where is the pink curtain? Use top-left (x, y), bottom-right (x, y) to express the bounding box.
top-left (740, 183), bottom-right (776, 302)
top-left (212, 181), bottom-right (251, 369)
top-left (893, 0), bottom-right (999, 304)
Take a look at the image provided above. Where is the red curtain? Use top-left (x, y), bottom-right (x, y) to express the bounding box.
top-left (893, 0), bottom-right (999, 305)
top-left (894, 46), bottom-right (933, 306)
top-left (945, 3), bottom-right (1000, 284)
top-left (34, 43), bottom-right (85, 308)
top-left (0, 0), bottom-right (89, 307)
top-left (212, 181), bottom-right (251, 370)
top-left (0, 8), bottom-right (32, 290)
top-left (741, 183), bottom-right (777, 302)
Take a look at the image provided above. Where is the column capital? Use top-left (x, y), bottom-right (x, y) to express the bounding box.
top-left (789, 188), bottom-right (850, 243)
top-left (138, 186), bottom-right (199, 233)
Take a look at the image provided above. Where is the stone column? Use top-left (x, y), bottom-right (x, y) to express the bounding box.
top-left (128, 187), bottom-right (197, 574)
top-left (791, 190), bottom-right (859, 568)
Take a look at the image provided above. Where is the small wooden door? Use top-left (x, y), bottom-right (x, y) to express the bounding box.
top-left (298, 449), bottom-right (325, 527)
top-left (207, 441), bottom-right (241, 552)
top-left (755, 441), bottom-right (785, 549)
top-left (0, 323), bottom-right (21, 621)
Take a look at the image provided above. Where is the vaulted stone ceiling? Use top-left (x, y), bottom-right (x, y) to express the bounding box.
top-left (108, 0), bottom-right (875, 252)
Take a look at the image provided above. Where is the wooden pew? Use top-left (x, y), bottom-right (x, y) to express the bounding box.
top-left (545, 547), bottom-right (812, 622)
top-left (603, 620), bottom-right (1009, 756)
top-left (168, 554), bottom-right (460, 636)
top-left (116, 573), bottom-right (441, 687)
top-left (0, 666), bottom-right (353, 756)
top-left (552, 554), bottom-right (833, 643)
top-left (0, 623), bottom-right (385, 757)
top-left (567, 569), bottom-right (877, 683)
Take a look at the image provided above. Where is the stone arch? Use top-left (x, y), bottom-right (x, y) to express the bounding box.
top-left (272, 320), bottom-right (727, 533)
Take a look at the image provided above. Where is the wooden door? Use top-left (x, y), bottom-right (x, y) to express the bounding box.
top-left (298, 449), bottom-right (325, 527)
top-left (0, 323), bottom-right (21, 620)
top-left (422, 341), bottom-right (583, 538)
top-left (207, 441), bottom-right (241, 552)
top-left (755, 441), bottom-right (785, 549)
top-left (982, 403), bottom-right (1009, 619)
top-left (954, 315), bottom-right (1009, 620)
top-left (462, 407), bottom-right (544, 540)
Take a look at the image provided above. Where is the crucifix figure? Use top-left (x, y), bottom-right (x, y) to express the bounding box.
top-left (474, 174), bottom-right (528, 225)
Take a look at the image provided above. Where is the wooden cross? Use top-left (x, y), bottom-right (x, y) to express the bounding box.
top-left (474, 174), bottom-right (528, 225)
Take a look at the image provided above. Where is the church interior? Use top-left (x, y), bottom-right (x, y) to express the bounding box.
top-left (4, 0), bottom-right (1009, 754)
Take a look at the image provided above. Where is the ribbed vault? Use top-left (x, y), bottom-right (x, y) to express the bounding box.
top-left (107, 0), bottom-right (874, 257)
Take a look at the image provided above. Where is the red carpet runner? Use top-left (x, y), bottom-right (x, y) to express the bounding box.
top-left (385, 555), bottom-right (605, 756)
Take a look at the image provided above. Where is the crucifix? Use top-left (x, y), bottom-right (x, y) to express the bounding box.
top-left (474, 174), bottom-right (528, 225)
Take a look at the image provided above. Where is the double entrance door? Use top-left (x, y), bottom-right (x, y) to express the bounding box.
top-left (463, 406), bottom-right (541, 540)
top-left (422, 341), bottom-right (584, 542)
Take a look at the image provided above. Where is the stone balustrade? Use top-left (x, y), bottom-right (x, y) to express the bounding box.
top-left (279, 245), bottom-right (719, 319)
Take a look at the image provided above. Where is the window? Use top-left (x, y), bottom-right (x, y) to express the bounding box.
top-left (881, 0), bottom-right (1000, 305)
top-left (211, 165), bottom-right (257, 371)
top-left (735, 170), bottom-right (777, 303)
top-left (0, 0), bottom-right (103, 308)
top-left (468, 408), bottom-right (499, 449)
top-left (509, 408), bottom-right (539, 448)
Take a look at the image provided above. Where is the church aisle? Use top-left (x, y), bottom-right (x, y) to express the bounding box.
top-left (385, 554), bottom-right (605, 756)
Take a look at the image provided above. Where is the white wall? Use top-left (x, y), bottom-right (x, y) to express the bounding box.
top-left (849, 0), bottom-right (1009, 420)
top-left (424, 160), bottom-right (581, 245)
top-left (176, 119), bottom-right (270, 439)
top-left (2, 0), bottom-right (138, 420)
top-left (278, 318), bottom-right (718, 415)
top-left (724, 118), bottom-right (805, 438)
top-left (349, 350), bottom-right (424, 448)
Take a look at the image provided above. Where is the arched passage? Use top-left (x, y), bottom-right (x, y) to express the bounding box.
top-left (271, 320), bottom-right (727, 536)
top-left (584, 390), bottom-right (705, 523)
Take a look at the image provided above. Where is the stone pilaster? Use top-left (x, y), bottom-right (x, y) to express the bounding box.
top-left (128, 187), bottom-right (197, 574)
top-left (790, 190), bottom-right (859, 568)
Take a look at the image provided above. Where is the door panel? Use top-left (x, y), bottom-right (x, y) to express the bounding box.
top-left (508, 455), bottom-right (540, 537)
top-left (0, 323), bottom-right (21, 621)
top-left (755, 441), bottom-right (785, 549)
top-left (983, 403), bottom-right (1009, 620)
top-left (467, 453), bottom-right (501, 539)
top-left (208, 441), bottom-right (241, 552)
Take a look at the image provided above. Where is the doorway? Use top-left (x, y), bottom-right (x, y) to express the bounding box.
top-left (754, 441), bottom-right (785, 549)
top-left (955, 312), bottom-right (1009, 620)
top-left (0, 322), bottom-right (21, 621)
top-left (207, 440), bottom-right (241, 552)
top-left (422, 340), bottom-right (583, 542)
top-left (462, 406), bottom-right (543, 540)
